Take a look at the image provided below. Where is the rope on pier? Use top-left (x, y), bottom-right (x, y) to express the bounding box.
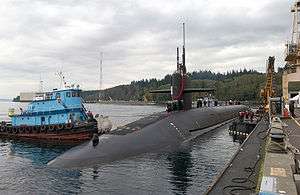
top-left (222, 115), bottom-right (270, 195)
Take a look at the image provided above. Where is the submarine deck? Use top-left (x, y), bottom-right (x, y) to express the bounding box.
top-left (109, 106), bottom-right (244, 137)
top-left (110, 111), bottom-right (169, 135)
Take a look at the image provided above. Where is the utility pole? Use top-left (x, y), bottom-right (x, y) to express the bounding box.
top-left (99, 52), bottom-right (103, 91)
top-left (99, 52), bottom-right (103, 101)
top-left (39, 73), bottom-right (43, 93)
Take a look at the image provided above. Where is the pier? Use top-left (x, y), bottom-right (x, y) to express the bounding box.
top-left (206, 0), bottom-right (300, 193)
top-left (206, 118), bottom-right (269, 195)
top-left (206, 109), bottom-right (300, 195)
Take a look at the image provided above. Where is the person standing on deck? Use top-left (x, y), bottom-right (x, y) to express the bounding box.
top-left (289, 100), bottom-right (295, 118)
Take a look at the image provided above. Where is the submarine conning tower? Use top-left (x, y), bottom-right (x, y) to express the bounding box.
top-left (171, 23), bottom-right (192, 110)
top-left (150, 23), bottom-right (215, 110)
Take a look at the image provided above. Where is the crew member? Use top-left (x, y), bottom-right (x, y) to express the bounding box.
top-left (289, 101), bottom-right (295, 117)
top-left (166, 103), bottom-right (172, 112)
top-left (87, 110), bottom-right (93, 118)
top-left (197, 99), bottom-right (203, 108)
top-left (214, 100), bottom-right (218, 107)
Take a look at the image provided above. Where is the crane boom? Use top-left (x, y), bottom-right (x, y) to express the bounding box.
top-left (260, 56), bottom-right (275, 112)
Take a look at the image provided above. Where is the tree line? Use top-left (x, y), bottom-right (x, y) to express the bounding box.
top-left (81, 69), bottom-right (283, 103)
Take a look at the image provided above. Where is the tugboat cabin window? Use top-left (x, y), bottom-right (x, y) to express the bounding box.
top-left (72, 92), bottom-right (76, 97)
top-left (66, 92), bottom-right (71, 97)
top-left (56, 93), bottom-right (61, 99)
top-left (45, 93), bottom-right (52, 100)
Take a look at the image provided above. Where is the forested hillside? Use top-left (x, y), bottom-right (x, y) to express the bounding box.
top-left (81, 69), bottom-right (283, 103)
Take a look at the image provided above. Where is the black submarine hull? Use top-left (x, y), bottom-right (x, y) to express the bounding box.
top-left (48, 105), bottom-right (247, 168)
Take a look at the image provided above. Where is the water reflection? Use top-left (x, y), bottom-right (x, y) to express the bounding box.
top-left (167, 148), bottom-right (193, 195)
top-left (0, 138), bottom-right (84, 194)
top-left (92, 167), bottom-right (99, 180)
top-left (1, 138), bottom-right (72, 165)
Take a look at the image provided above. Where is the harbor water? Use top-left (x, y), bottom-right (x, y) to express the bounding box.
top-left (0, 101), bottom-right (240, 194)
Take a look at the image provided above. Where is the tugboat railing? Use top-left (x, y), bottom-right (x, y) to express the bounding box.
top-left (13, 108), bottom-right (84, 117)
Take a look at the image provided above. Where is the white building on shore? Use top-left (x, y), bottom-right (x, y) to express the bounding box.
top-left (19, 92), bottom-right (45, 102)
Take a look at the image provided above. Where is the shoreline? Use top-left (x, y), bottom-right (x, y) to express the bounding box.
top-left (11, 99), bottom-right (165, 106)
top-left (83, 100), bottom-right (164, 106)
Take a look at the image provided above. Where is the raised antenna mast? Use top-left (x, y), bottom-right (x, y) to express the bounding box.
top-left (183, 22), bottom-right (185, 47)
top-left (182, 22), bottom-right (186, 74)
top-left (176, 47), bottom-right (180, 70)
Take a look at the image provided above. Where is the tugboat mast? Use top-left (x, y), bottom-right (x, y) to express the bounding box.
top-left (57, 71), bottom-right (67, 89)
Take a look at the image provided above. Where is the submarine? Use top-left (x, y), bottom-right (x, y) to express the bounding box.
top-left (48, 23), bottom-right (248, 168)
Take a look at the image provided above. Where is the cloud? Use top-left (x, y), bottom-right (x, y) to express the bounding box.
top-left (0, 0), bottom-right (293, 98)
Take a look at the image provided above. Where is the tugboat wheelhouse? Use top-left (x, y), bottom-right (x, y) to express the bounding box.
top-left (11, 87), bottom-right (88, 127)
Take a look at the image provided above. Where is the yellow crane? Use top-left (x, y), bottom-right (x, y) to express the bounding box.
top-left (260, 56), bottom-right (275, 112)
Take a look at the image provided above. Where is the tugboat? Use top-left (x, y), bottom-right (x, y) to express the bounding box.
top-left (0, 82), bottom-right (100, 143)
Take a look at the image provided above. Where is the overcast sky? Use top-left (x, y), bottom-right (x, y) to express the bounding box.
top-left (0, 0), bottom-right (294, 98)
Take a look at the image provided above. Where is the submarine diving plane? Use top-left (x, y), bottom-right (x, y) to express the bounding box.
top-left (48, 23), bottom-right (247, 168)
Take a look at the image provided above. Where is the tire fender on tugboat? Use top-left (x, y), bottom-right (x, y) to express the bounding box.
top-left (32, 126), bottom-right (40, 133)
top-left (65, 123), bottom-right (74, 130)
top-left (40, 125), bottom-right (47, 133)
top-left (19, 126), bottom-right (26, 134)
top-left (0, 125), bottom-right (6, 132)
top-left (6, 126), bottom-right (12, 133)
top-left (12, 127), bottom-right (18, 134)
top-left (25, 126), bottom-right (32, 134)
top-left (48, 125), bottom-right (55, 132)
top-left (57, 124), bottom-right (64, 130)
